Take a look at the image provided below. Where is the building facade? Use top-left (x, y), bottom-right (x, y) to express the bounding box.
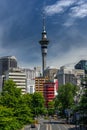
top-left (0, 56), bottom-right (17, 75)
top-left (35, 77), bottom-right (48, 95)
top-left (22, 67), bottom-right (41, 94)
top-left (5, 68), bottom-right (26, 94)
top-left (75, 60), bottom-right (87, 74)
top-left (58, 66), bottom-right (85, 86)
top-left (44, 66), bottom-right (58, 81)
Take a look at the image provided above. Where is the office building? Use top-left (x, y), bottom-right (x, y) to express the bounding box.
top-left (22, 67), bottom-right (41, 94)
top-left (26, 79), bottom-right (35, 94)
top-left (22, 68), bottom-right (35, 94)
top-left (0, 56), bottom-right (17, 75)
top-left (35, 77), bottom-right (49, 95)
top-left (75, 60), bottom-right (87, 74)
top-left (5, 68), bottom-right (26, 94)
top-left (58, 66), bottom-right (85, 86)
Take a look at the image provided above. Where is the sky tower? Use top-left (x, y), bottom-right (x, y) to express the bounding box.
top-left (39, 16), bottom-right (49, 77)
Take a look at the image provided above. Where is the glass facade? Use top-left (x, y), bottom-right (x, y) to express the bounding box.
top-left (75, 60), bottom-right (87, 74)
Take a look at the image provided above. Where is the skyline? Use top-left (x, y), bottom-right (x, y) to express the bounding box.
top-left (0, 0), bottom-right (87, 69)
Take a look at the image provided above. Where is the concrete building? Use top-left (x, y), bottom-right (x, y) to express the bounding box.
top-left (0, 56), bottom-right (17, 75)
top-left (35, 77), bottom-right (48, 95)
top-left (22, 67), bottom-right (41, 94)
top-left (26, 79), bottom-right (35, 94)
top-left (34, 67), bottom-right (41, 77)
top-left (44, 66), bottom-right (58, 81)
top-left (39, 17), bottom-right (49, 77)
top-left (23, 68), bottom-right (35, 94)
top-left (58, 66), bottom-right (85, 86)
top-left (5, 68), bottom-right (26, 94)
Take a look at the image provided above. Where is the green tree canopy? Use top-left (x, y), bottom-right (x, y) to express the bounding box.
top-left (77, 89), bottom-right (87, 125)
top-left (55, 83), bottom-right (78, 111)
top-left (31, 92), bottom-right (45, 116)
top-left (0, 105), bottom-right (21, 130)
top-left (0, 80), bottom-right (33, 129)
top-left (0, 80), bottom-right (22, 108)
top-left (0, 80), bottom-right (48, 129)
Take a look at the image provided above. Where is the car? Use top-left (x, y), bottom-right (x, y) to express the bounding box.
top-left (31, 124), bottom-right (36, 128)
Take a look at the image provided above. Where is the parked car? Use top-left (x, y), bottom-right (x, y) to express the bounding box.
top-left (31, 124), bottom-right (36, 128)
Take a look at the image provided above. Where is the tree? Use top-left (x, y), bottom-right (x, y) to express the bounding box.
top-left (31, 92), bottom-right (45, 116)
top-left (77, 89), bottom-right (87, 125)
top-left (55, 83), bottom-right (78, 113)
top-left (0, 80), bottom-right (33, 129)
top-left (0, 105), bottom-right (21, 130)
top-left (48, 101), bottom-right (55, 115)
top-left (0, 80), bottom-right (22, 108)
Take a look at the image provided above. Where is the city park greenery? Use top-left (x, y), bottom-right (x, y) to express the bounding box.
top-left (0, 80), bottom-right (87, 130)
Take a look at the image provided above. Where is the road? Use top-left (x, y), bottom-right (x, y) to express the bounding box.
top-left (24, 118), bottom-right (76, 130)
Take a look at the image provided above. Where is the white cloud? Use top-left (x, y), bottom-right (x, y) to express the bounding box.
top-left (44, 0), bottom-right (76, 16)
top-left (44, 0), bottom-right (87, 27)
top-left (70, 3), bottom-right (87, 18)
top-left (63, 0), bottom-right (87, 26)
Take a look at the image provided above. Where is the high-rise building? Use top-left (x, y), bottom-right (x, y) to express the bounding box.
top-left (22, 68), bottom-right (35, 94)
top-left (35, 77), bottom-right (48, 95)
top-left (0, 56), bottom-right (17, 75)
top-left (75, 60), bottom-right (87, 74)
top-left (57, 66), bottom-right (85, 86)
top-left (39, 17), bottom-right (49, 77)
top-left (21, 67), bottom-right (41, 94)
top-left (5, 68), bottom-right (26, 94)
top-left (26, 79), bottom-right (35, 94)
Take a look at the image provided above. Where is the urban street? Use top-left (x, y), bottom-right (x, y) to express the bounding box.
top-left (24, 118), bottom-right (76, 130)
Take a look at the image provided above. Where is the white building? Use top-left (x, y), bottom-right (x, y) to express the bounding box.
top-left (5, 68), bottom-right (26, 94)
top-left (27, 79), bottom-right (35, 94)
top-left (58, 66), bottom-right (85, 86)
top-left (22, 67), bottom-right (41, 94)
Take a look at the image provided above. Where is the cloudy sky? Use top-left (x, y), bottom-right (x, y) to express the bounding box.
top-left (0, 0), bottom-right (87, 69)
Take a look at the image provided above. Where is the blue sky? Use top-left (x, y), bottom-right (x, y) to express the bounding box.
top-left (0, 0), bottom-right (87, 69)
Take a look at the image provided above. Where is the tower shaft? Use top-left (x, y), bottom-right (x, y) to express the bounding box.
top-left (42, 53), bottom-right (46, 76)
